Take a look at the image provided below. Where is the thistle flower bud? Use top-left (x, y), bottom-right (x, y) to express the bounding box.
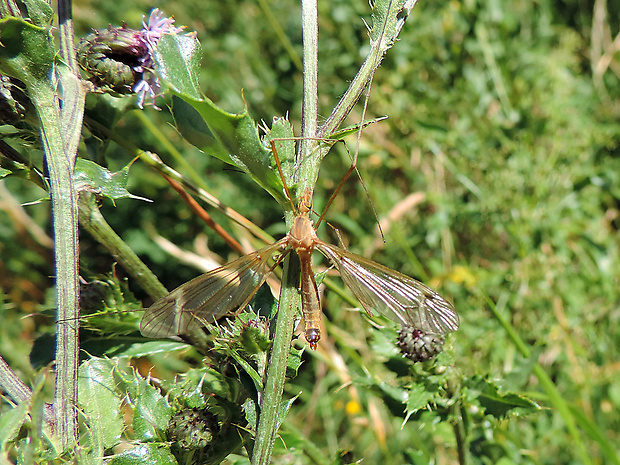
top-left (166, 408), bottom-right (220, 451)
top-left (76, 9), bottom-right (188, 108)
top-left (397, 326), bottom-right (446, 362)
top-left (77, 25), bottom-right (148, 95)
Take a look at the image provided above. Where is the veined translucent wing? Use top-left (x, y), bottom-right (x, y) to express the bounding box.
top-left (140, 239), bottom-right (287, 338)
top-left (315, 241), bottom-right (459, 335)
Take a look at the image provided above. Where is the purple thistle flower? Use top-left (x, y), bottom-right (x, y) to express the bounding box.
top-left (134, 9), bottom-right (186, 109)
top-left (142, 8), bottom-right (185, 46)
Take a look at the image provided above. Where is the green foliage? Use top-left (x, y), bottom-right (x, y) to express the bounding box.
top-left (0, 16), bottom-right (54, 85)
top-left (156, 35), bottom-right (288, 205)
top-left (1, 0), bottom-right (620, 464)
top-left (74, 159), bottom-right (149, 202)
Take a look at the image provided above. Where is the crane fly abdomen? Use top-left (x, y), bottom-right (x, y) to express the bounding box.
top-left (288, 207), bottom-right (323, 349)
top-left (298, 249), bottom-right (322, 349)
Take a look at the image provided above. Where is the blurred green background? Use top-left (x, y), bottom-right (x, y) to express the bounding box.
top-left (1, 0), bottom-right (619, 463)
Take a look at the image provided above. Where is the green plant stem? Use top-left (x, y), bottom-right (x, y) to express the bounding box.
top-left (251, 1), bottom-right (320, 463)
top-left (453, 403), bottom-right (467, 465)
top-left (317, 43), bottom-right (381, 139)
top-left (251, 251), bottom-right (301, 465)
top-left (317, 0), bottom-right (416, 139)
top-left (0, 357), bottom-right (55, 426)
top-left (32, 87), bottom-right (80, 449)
top-left (52, 0), bottom-right (86, 450)
top-left (77, 193), bottom-right (168, 300)
top-left (297, 0), bottom-right (319, 196)
top-left (0, 0), bottom-right (21, 17)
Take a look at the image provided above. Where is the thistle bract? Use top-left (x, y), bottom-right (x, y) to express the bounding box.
top-left (167, 407), bottom-right (220, 450)
top-left (77, 25), bottom-right (148, 95)
top-left (397, 326), bottom-right (446, 362)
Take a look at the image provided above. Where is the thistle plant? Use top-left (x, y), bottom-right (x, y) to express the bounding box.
top-left (5, 0), bottom-right (603, 463)
top-left (1, 1), bottom-right (439, 461)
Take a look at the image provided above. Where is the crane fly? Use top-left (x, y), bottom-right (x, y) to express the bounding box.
top-left (140, 0), bottom-right (460, 349)
top-left (140, 188), bottom-right (459, 348)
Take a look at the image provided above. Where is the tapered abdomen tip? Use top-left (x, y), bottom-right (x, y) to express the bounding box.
top-left (305, 328), bottom-right (320, 350)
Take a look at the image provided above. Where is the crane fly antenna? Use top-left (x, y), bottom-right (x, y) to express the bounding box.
top-left (315, 0), bottom-right (392, 239)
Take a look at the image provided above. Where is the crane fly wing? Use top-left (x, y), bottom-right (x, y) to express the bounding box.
top-left (140, 239), bottom-right (287, 338)
top-left (315, 241), bottom-right (459, 335)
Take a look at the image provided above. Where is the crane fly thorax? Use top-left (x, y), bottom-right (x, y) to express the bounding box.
top-left (288, 214), bottom-right (317, 256)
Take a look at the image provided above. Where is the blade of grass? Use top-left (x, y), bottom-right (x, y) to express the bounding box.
top-left (482, 291), bottom-right (594, 465)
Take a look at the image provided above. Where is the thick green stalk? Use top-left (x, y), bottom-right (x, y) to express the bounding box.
top-left (251, 251), bottom-right (301, 464)
top-left (251, 1), bottom-right (320, 463)
top-left (52, 0), bottom-right (85, 450)
top-left (297, 0), bottom-right (319, 196)
top-left (77, 193), bottom-right (168, 300)
top-left (32, 87), bottom-right (80, 449)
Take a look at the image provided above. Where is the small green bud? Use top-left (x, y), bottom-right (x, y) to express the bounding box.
top-left (397, 326), bottom-right (446, 362)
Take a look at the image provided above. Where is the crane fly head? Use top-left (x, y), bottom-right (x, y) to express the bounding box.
top-left (297, 189), bottom-right (312, 215)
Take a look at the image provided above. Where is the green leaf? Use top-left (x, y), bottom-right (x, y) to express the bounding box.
top-left (74, 158), bottom-right (150, 202)
top-left (165, 367), bottom-right (237, 408)
top-left (176, 96), bottom-right (285, 204)
top-left (243, 399), bottom-right (258, 431)
top-left (0, 402), bottom-right (29, 451)
top-left (0, 17), bottom-right (54, 85)
top-left (131, 380), bottom-right (172, 441)
top-left (108, 443), bottom-right (177, 465)
top-left (170, 97), bottom-right (225, 160)
top-left (276, 394), bottom-right (299, 431)
top-left (405, 382), bottom-right (435, 415)
top-left (78, 359), bottom-right (123, 451)
top-left (20, 0), bottom-right (53, 27)
top-left (464, 375), bottom-right (541, 419)
top-left (89, 361), bottom-right (173, 450)
top-left (153, 35), bottom-right (286, 205)
top-left (370, 0), bottom-right (408, 48)
top-left (329, 116), bottom-right (388, 140)
top-left (153, 34), bottom-right (202, 101)
top-left (263, 116), bottom-right (296, 190)
top-left (110, 341), bottom-right (190, 359)
top-left (286, 346), bottom-right (304, 379)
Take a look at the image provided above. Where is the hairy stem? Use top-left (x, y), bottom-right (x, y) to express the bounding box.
top-left (252, 2), bottom-right (320, 462)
